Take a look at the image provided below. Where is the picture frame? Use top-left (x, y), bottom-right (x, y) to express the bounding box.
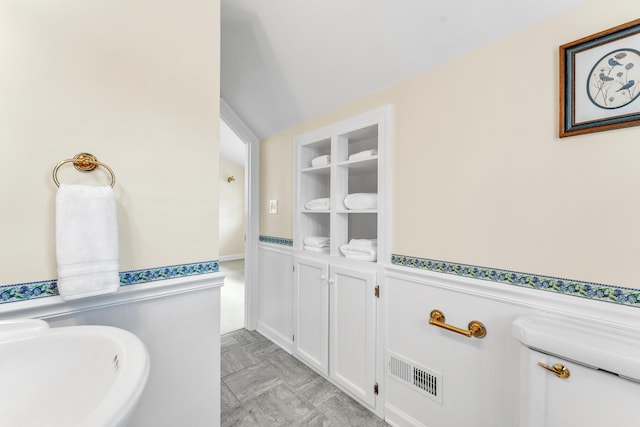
top-left (559, 19), bottom-right (640, 137)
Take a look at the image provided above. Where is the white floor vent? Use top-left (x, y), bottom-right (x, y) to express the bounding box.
top-left (386, 351), bottom-right (443, 404)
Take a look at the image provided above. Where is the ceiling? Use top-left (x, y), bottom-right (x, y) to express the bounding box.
top-left (220, 0), bottom-right (586, 141)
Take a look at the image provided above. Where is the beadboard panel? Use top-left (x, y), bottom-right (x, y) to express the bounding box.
top-left (257, 243), bottom-right (294, 352)
top-left (382, 265), bottom-right (640, 427)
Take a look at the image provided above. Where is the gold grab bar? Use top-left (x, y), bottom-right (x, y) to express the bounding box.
top-left (52, 153), bottom-right (116, 188)
top-left (429, 310), bottom-right (486, 339)
top-left (538, 362), bottom-right (570, 378)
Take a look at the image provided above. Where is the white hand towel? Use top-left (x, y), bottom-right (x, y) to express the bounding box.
top-left (348, 149), bottom-right (377, 161)
top-left (305, 197), bottom-right (330, 210)
top-left (343, 193), bottom-right (377, 210)
top-left (348, 238), bottom-right (377, 248)
top-left (311, 154), bottom-right (331, 167)
top-left (303, 236), bottom-right (330, 247)
top-left (339, 244), bottom-right (377, 262)
top-left (304, 245), bottom-right (329, 254)
top-left (56, 185), bottom-right (120, 300)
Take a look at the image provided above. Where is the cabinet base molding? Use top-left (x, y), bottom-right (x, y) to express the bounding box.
top-left (256, 320), bottom-right (293, 353)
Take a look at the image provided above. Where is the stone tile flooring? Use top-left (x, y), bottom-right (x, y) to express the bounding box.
top-left (221, 329), bottom-right (388, 426)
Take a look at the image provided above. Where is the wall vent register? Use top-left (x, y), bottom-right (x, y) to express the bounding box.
top-left (386, 351), bottom-right (443, 404)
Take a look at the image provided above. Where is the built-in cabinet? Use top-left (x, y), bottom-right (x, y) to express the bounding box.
top-left (294, 105), bottom-right (390, 259)
top-left (293, 256), bottom-right (378, 407)
top-left (292, 106), bottom-right (391, 412)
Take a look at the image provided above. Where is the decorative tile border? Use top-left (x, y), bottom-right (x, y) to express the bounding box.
top-left (0, 260), bottom-right (219, 305)
top-left (259, 235), bottom-right (294, 246)
top-left (391, 254), bottom-right (640, 308)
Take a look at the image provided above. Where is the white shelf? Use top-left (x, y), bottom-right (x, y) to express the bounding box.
top-left (336, 209), bottom-right (377, 214)
top-left (294, 106), bottom-right (390, 260)
top-left (337, 156), bottom-right (378, 174)
top-left (301, 165), bottom-right (331, 175)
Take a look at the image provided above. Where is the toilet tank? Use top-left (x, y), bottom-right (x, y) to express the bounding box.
top-left (512, 316), bottom-right (640, 427)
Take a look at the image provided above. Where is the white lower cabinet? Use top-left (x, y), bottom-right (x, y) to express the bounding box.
top-left (294, 256), bottom-right (330, 375)
top-left (293, 255), bottom-right (378, 409)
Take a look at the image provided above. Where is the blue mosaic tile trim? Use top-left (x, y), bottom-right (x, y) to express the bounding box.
top-left (119, 260), bottom-right (219, 286)
top-left (391, 254), bottom-right (640, 308)
top-left (0, 280), bottom-right (59, 304)
top-left (0, 260), bottom-right (219, 305)
top-left (259, 235), bottom-right (294, 246)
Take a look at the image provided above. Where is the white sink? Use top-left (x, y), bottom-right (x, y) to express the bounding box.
top-left (0, 319), bottom-right (150, 427)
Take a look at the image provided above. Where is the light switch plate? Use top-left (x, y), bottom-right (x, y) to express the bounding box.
top-left (269, 199), bottom-right (278, 214)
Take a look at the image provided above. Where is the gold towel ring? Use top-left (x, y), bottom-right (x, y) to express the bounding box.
top-left (52, 153), bottom-right (116, 188)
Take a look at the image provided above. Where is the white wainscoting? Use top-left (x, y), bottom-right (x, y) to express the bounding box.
top-left (0, 273), bottom-right (224, 427)
top-left (382, 265), bottom-right (640, 427)
top-left (257, 242), bottom-right (294, 352)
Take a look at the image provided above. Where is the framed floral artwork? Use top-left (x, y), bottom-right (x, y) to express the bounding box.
top-left (559, 19), bottom-right (640, 137)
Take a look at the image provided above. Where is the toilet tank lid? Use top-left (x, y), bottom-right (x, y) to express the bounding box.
top-left (512, 316), bottom-right (640, 382)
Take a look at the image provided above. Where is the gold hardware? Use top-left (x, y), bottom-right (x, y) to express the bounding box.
top-left (52, 153), bottom-right (116, 188)
top-left (375, 285), bottom-right (380, 298)
top-left (538, 362), bottom-right (570, 378)
top-left (227, 176), bottom-right (235, 182)
top-left (429, 310), bottom-right (486, 339)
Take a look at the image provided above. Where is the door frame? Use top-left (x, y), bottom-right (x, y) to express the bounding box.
top-left (220, 98), bottom-right (260, 330)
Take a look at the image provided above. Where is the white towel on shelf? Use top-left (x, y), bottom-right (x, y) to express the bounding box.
top-left (304, 245), bottom-right (329, 254)
top-left (311, 154), bottom-right (331, 167)
top-left (348, 238), bottom-right (377, 248)
top-left (339, 244), bottom-right (377, 262)
top-left (305, 197), bottom-right (330, 210)
top-left (56, 185), bottom-right (120, 300)
top-left (348, 149), bottom-right (377, 161)
top-left (303, 236), bottom-right (330, 247)
top-left (343, 193), bottom-right (377, 210)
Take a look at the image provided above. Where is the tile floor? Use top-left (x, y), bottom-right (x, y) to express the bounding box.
top-left (220, 259), bottom-right (245, 334)
top-left (221, 329), bottom-right (389, 426)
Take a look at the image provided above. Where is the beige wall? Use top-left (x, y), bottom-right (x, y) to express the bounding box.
top-left (260, 0), bottom-right (640, 289)
top-left (219, 156), bottom-right (245, 257)
top-left (0, 0), bottom-right (220, 285)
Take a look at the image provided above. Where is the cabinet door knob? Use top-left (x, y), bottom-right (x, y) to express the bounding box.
top-left (328, 279), bottom-right (334, 285)
top-left (320, 275), bottom-right (327, 281)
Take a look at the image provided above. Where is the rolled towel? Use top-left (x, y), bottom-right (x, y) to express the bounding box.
top-left (348, 149), bottom-right (377, 161)
top-left (349, 238), bottom-right (377, 248)
top-left (304, 245), bottom-right (329, 254)
top-left (311, 154), bottom-right (331, 167)
top-left (303, 236), bottom-right (330, 247)
top-left (339, 244), bottom-right (377, 262)
top-left (305, 197), bottom-right (330, 210)
top-left (343, 193), bottom-right (377, 210)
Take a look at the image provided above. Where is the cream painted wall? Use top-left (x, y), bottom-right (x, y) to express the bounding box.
top-left (260, 0), bottom-right (640, 289)
top-left (219, 156), bottom-right (245, 257)
top-left (0, 0), bottom-right (220, 285)
top-left (260, 133), bottom-right (294, 239)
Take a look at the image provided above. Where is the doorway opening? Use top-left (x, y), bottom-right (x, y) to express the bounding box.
top-left (219, 98), bottom-right (260, 334)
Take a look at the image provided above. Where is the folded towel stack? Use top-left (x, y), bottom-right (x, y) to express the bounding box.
top-left (343, 193), bottom-right (377, 210)
top-left (311, 155), bottom-right (331, 167)
top-left (348, 149), bottom-right (377, 161)
top-left (304, 236), bottom-right (330, 254)
top-left (305, 197), bottom-right (330, 210)
top-left (339, 238), bottom-right (377, 261)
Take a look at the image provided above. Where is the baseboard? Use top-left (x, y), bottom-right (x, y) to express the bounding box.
top-left (219, 254), bottom-right (245, 262)
top-left (256, 321), bottom-right (293, 353)
top-left (384, 403), bottom-right (428, 427)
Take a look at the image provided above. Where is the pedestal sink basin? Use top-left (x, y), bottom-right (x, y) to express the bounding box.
top-left (0, 319), bottom-right (150, 427)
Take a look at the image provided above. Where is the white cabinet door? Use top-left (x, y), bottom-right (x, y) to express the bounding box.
top-left (329, 264), bottom-right (377, 407)
top-left (293, 256), bottom-right (329, 375)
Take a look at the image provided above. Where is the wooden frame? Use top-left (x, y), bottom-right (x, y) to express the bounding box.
top-left (559, 19), bottom-right (640, 137)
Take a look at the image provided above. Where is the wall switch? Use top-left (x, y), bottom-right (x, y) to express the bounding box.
top-left (269, 199), bottom-right (278, 214)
